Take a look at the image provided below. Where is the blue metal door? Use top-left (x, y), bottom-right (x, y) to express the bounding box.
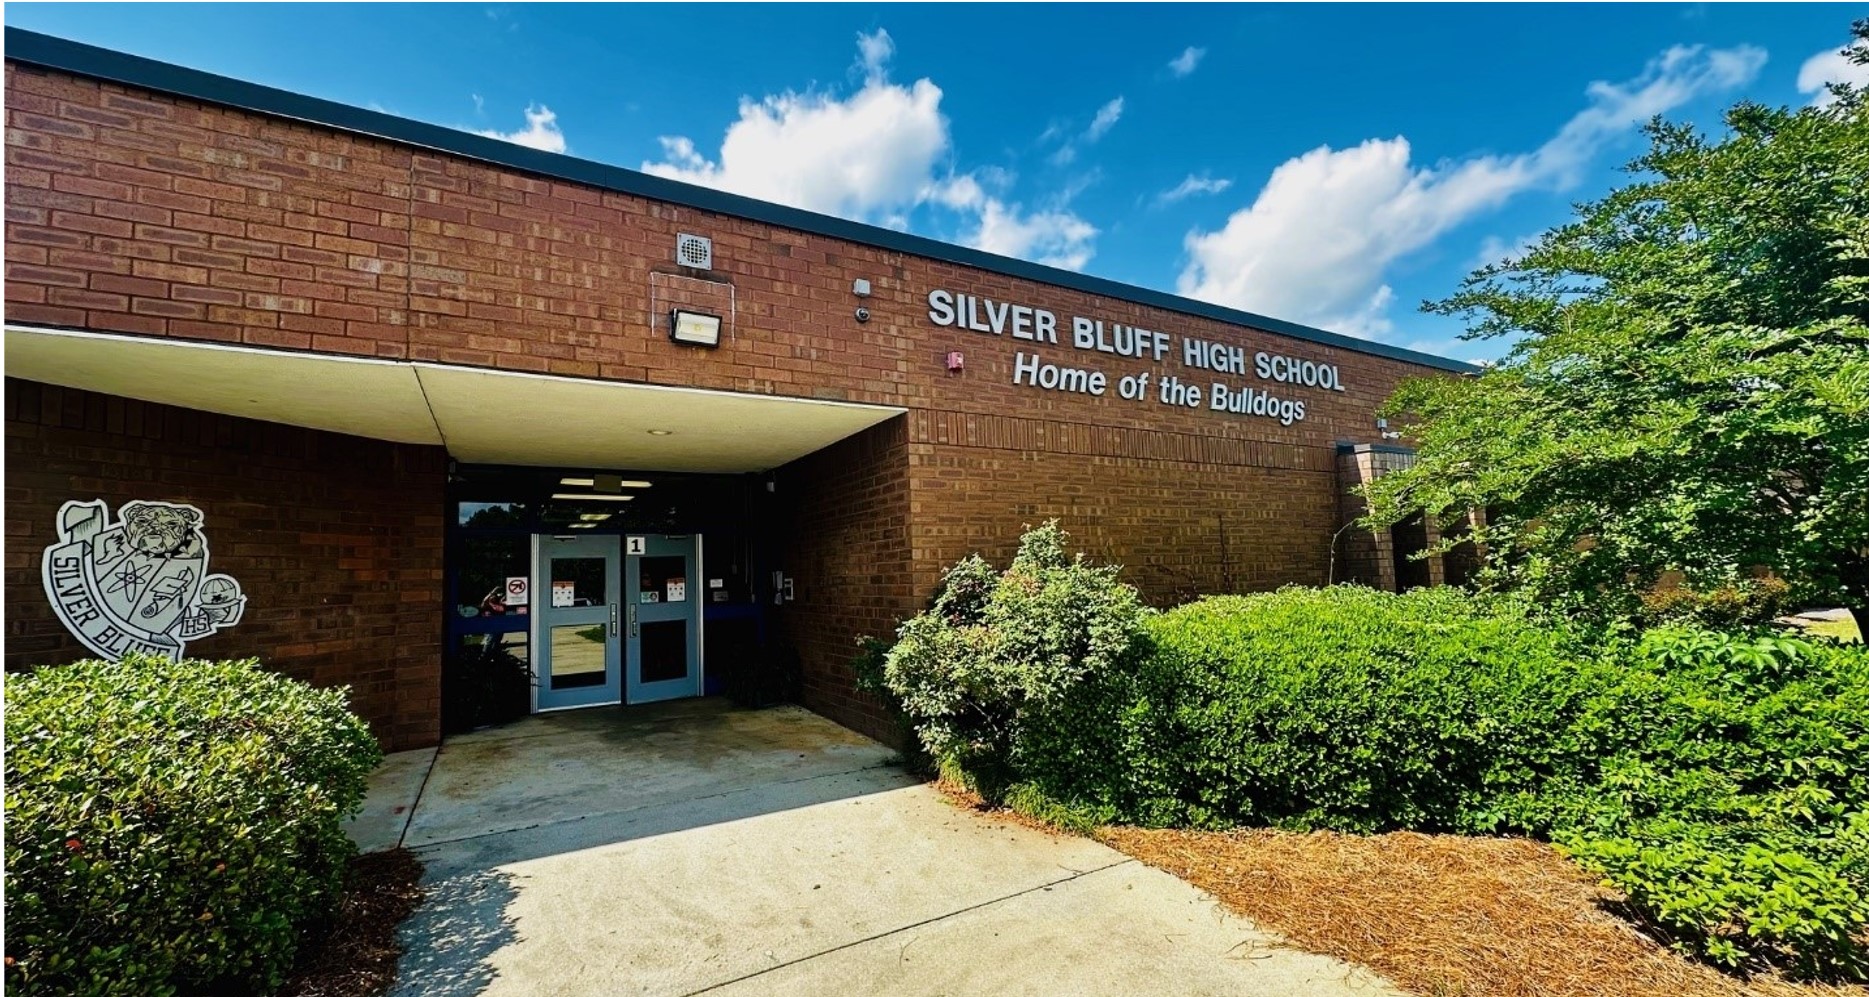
top-left (534, 534), bottom-right (622, 710)
top-left (625, 534), bottom-right (702, 703)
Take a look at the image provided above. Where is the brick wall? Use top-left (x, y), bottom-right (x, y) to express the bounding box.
top-left (5, 379), bottom-right (447, 750)
top-left (5, 59), bottom-right (1465, 742)
top-left (3, 62), bottom-right (1441, 433)
top-left (771, 416), bottom-right (913, 744)
top-left (906, 409), bottom-right (1344, 602)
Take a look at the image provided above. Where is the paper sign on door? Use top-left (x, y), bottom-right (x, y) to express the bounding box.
top-left (551, 581), bottom-right (575, 608)
top-left (666, 578), bottom-right (686, 602)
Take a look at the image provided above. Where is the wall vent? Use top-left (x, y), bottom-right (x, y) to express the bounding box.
top-left (675, 233), bottom-right (713, 270)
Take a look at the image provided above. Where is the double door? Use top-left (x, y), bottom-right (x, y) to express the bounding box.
top-left (533, 534), bottom-right (701, 710)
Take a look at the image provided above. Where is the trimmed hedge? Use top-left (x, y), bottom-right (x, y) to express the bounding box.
top-left (875, 529), bottom-right (1869, 978)
top-left (1140, 591), bottom-right (1869, 976)
top-left (4, 654), bottom-right (383, 997)
top-left (1129, 585), bottom-right (1617, 832)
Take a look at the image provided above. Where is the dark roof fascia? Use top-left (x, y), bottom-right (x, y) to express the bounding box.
top-left (1336, 441), bottom-right (1418, 456)
top-left (6, 27), bottom-right (1475, 374)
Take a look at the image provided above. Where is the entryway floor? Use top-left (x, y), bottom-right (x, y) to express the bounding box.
top-left (359, 699), bottom-right (1400, 996)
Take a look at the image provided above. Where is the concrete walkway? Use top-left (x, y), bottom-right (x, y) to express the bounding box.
top-left (356, 700), bottom-right (1399, 997)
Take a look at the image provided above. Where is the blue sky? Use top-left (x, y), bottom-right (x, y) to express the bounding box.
top-left (8, 3), bottom-right (1865, 361)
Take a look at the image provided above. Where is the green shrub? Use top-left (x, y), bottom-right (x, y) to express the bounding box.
top-left (878, 521), bottom-right (1151, 803)
top-left (5, 654), bottom-right (383, 997)
top-left (882, 535), bottom-right (1869, 976)
top-left (1134, 585), bottom-right (1615, 832)
top-left (1637, 576), bottom-right (1793, 628)
top-left (1137, 596), bottom-right (1869, 975)
top-left (1140, 597), bottom-right (1869, 976)
top-left (1549, 627), bottom-right (1869, 977)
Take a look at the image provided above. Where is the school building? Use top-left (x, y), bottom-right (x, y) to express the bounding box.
top-left (4, 28), bottom-right (1474, 749)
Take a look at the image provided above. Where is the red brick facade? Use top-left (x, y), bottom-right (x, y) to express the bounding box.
top-left (773, 417), bottom-right (912, 742)
top-left (5, 379), bottom-right (446, 749)
top-left (5, 54), bottom-right (1459, 747)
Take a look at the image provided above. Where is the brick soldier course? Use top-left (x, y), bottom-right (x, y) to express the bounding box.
top-left (4, 29), bottom-right (1472, 749)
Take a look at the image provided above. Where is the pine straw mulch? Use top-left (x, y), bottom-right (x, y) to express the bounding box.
top-left (278, 848), bottom-right (426, 997)
top-left (1097, 826), bottom-right (1869, 997)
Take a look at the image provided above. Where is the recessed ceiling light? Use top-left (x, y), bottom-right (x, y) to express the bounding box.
top-left (578, 513), bottom-right (612, 521)
top-left (551, 493), bottom-right (635, 502)
top-left (647, 429), bottom-right (673, 436)
top-left (568, 522), bottom-right (595, 529)
top-left (559, 477), bottom-right (652, 488)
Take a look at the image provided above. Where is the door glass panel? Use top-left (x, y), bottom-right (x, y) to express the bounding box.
top-left (639, 620), bottom-right (688, 682)
top-left (637, 556), bottom-right (687, 604)
top-left (461, 630), bottom-right (530, 669)
top-left (458, 536), bottom-right (529, 619)
top-left (549, 624), bottom-right (608, 689)
top-left (550, 557), bottom-right (607, 607)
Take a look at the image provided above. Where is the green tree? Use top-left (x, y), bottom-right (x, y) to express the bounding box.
top-left (1366, 24), bottom-right (1869, 625)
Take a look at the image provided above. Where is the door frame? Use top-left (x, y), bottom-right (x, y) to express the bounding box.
top-left (527, 532), bottom-right (708, 712)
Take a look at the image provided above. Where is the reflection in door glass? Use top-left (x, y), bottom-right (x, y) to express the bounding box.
top-left (458, 535), bottom-right (529, 618)
top-left (550, 557), bottom-right (607, 606)
top-left (549, 624), bottom-right (608, 689)
top-left (639, 620), bottom-right (688, 683)
top-left (638, 556), bottom-right (687, 604)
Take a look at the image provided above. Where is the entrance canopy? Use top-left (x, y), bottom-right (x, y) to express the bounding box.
top-left (5, 326), bottom-right (905, 472)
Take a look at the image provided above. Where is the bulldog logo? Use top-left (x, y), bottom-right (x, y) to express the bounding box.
top-left (41, 500), bottom-right (246, 660)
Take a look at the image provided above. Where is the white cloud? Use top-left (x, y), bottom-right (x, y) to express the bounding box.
top-left (856, 28), bottom-right (895, 80)
top-left (1157, 173), bottom-right (1233, 204)
top-left (1047, 97), bottom-right (1124, 166)
top-left (931, 176), bottom-right (1098, 271)
top-left (1797, 41), bottom-right (1869, 106)
top-left (1177, 42), bottom-right (1766, 339)
top-left (1470, 232), bottom-right (1541, 271)
top-left (1086, 97), bottom-right (1124, 141)
top-left (475, 104), bottom-right (567, 154)
top-left (642, 29), bottom-right (949, 221)
top-left (642, 30), bottom-right (1098, 269)
top-left (1168, 46), bottom-right (1206, 78)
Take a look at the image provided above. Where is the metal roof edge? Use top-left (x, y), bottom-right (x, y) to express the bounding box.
top-left (6, 26), bottom-right (1477, 374)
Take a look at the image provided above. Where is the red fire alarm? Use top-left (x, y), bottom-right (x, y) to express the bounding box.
top-left (945, 351), bottom-right (964, 372)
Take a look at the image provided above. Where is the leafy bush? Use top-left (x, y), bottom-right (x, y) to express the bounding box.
top-left (877, 521), bottom-right (1151, 802)
top-left (1137, 596), bottom-right (1869, 976)
top-left (1549, 627), bottom-right (1869, 977)
top-left (1638, 576), bottom-right (1793, 628)
top-left (882, 538), bottom-right (1869, 977)
top-left (5, 654), bottom-right (383, 997)
top-left (1133, 585), bottom-right (1616, 832)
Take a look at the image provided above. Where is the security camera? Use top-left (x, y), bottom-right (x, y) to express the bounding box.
top-left (854, 306), bottom-right (871, 323)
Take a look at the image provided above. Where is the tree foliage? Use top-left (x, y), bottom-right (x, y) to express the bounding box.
top-left (1365, 23), bottom-right (1869, 622)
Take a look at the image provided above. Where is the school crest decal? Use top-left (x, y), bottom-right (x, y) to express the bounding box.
top-left (41, 500), bottom-right (246, 659)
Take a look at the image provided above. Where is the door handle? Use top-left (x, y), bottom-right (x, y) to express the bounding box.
top-left (609, 603), bottom-right (619, 638)
top-left (628, 603), bottom-right (638, 638)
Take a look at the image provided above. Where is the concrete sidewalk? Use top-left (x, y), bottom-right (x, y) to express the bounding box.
top-left (361, 701), bottom-right (1399, 997)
